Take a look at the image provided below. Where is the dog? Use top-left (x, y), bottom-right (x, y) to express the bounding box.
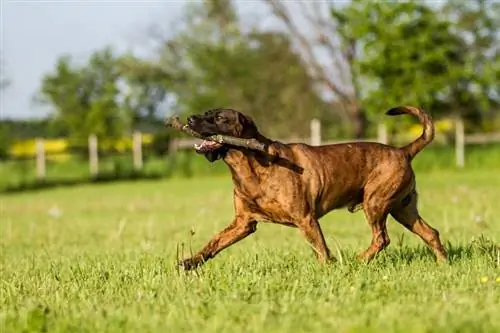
top-left (179, 106), bottom-right (448, 270)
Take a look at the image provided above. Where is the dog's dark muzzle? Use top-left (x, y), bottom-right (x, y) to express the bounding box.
top-left (185, 115), bottom-right (224, 154)
top-left (187, 116), bottom-right (198, 128)
top-left (186, 116), bottom-right (215, 137)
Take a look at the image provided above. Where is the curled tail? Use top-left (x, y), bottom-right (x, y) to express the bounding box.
top-left (386, 106), bottom-right (434, 160)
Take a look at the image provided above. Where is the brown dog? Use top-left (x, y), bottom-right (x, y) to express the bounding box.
top-left (179, 106), bottom-right (448, 270)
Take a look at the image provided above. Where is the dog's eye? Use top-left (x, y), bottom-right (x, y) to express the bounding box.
top-left (215, 115), bottom-right (223, 121)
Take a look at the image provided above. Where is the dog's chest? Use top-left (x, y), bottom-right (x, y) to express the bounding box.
top-left (227, 153), bottom-right (306, 222)
top-left (234, 174), bottom-right (303, 223)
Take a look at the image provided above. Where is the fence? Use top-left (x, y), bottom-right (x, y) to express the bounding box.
top-left (24, 118), bottom-right (500, 181)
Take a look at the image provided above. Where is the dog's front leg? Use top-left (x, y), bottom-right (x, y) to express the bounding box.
top-left (179, 216), bottom-right (257, 271)
top-left (297, 217), bottom-right (334, 264)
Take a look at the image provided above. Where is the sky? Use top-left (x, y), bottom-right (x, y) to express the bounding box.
top-left (0, 0), bottom-right (281, 120)
top-left (0, 0), bottom-right (198, 120)
top-left (0, 0), bottom-right (329, 120)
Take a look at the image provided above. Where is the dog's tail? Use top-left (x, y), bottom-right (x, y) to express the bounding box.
top-left (385, 106), bottom-right (434, 160)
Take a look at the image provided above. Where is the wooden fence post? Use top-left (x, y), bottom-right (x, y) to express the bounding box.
top-left (377, 123), bottom-right (388, 145)
top-left (168, 139), bottom-right (178, 155)
top-left (455, 117), bottom-right (465, 168)
top-left (35, 138), bottom-right (46, 180)
top-left (88, 134), bottom-right (99, 176)
top-left (310, 118), bottom-right (321, 146)
top-left (132, 131), bottom-right (143, 171)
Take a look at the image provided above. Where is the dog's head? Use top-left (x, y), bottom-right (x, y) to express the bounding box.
top-left (187, 108), bottom-right (258, 162)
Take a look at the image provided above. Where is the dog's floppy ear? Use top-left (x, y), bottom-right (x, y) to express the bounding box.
top-left (237, 113), bottom-right (258, 138)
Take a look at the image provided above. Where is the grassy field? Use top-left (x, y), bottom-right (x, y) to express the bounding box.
top-left (1, 169), bottom-right (499, 332)
top-left (1, 143), bottom-right (499, 193)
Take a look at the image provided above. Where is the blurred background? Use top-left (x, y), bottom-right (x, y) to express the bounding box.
top-left (1, 0), bottom-right (499, 193)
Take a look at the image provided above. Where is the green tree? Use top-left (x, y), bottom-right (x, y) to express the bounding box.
top-left (263, 0), bottom-right (368, 138)
top-left (264, 0), bottom-right (500, 136)
top-left (137, 0), bottom-right (331, 138)
top-left (0, 122), bottom-right (10, 159)
top-left (117, 54), bottom-right (171, 123)
top-left (331, 0), bottom-right (499, 132)
top-left (39, 48), bottom-right (131, 148)
top-left (442, 0), bottom-right (500, 131)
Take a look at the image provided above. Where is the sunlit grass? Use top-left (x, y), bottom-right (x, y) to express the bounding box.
top-left (1, 170), bottom-right (499, 332)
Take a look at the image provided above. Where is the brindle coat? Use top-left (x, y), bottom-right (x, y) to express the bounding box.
top-left (180, 106), bottom-right (448, 270)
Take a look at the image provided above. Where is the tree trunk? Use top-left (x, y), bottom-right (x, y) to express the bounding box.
top-left (344, 100), bottom-right (367, 139)
top-left (352, 106), bottom-right (367, 139)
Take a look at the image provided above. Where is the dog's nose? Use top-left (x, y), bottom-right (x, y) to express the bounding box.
top-left (187, 116), bottom-right (196, 127)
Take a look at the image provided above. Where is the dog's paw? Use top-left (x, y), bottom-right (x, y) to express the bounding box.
top-left (178, 257), bottom-right (203, 271)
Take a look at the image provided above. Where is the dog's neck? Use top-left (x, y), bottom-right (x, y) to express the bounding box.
top-left (223, 133), bottom-right (274, 180)
top-left (222, 133), bottom-right (304, 178)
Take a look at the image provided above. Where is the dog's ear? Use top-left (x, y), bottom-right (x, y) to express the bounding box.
top-left (204, 151), bottom-right (220, 163)
top-left (237, 113), bottom-right (258, 138)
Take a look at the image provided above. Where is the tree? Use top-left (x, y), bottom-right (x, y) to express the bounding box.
top-left (334, 2), bottom-right (461, 116)
top-left (442, 0), bottom-right (500, 131)
top-left (39, 47), bottom-right (131, 148)
top-left (137, 0), bottom-right (332, 138)
top-left (262, 0), bottom-right (500, 136)
top-left (262, 0), bottom-right (368, 138)
top-left (117, 54), bottom-right (172, 122)
top-left (330, 0), bottom-right (499, 133)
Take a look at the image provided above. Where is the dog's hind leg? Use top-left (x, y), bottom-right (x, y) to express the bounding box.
top-left (297, 217), bottom-right (333, 264)
top-left (390, 192), bottom-right (448, 262)
top-left (179, 217), bottom-right (257, 271)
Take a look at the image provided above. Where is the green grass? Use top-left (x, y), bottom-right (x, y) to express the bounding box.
top-left (1, 143), bottom-right (499, 192)
top-left (1, 170), bottom-right (499, 333)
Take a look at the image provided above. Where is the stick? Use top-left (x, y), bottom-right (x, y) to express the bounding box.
top-left (165, 116), bottom-right (268, 152)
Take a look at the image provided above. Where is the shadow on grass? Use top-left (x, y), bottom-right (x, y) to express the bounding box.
top-left (175, 236), bottom-right (499, 278)
top-left (367, 234), bottom-right (499, 266)
top-left (0, 171), bottom-right (166, 195)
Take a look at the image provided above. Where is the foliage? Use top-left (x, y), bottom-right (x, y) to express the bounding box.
top-left (0, 119), bottom-right (64, 160)
top-left (7, 134), bottom-right (154, 160)
top-left (127, 0), bottom-right (331, 138)
top-left (33, 0), bottom-right (500, 150)
top-left (117, 55), bottom-right (171, 121)
top-left (330, 0), bottom-right (500, 132)
top-left (262, 0), bottom-right (369, 138)
top-left (442, 0), bottom-right (500, 130)
top-left (0, 125), bottom-right (11, 159)
top-left (39, 48), bottom-right (132, 148)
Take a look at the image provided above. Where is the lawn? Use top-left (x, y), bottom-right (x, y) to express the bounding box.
top-left (1, 170), bottom-right (499, 333)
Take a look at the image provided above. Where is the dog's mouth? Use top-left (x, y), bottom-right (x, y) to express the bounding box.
top-left (194, 140), bottom-right (224, 153)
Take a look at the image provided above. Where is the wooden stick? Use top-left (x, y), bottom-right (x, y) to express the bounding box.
top-left (165, 116), bottom-right (268, 152)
